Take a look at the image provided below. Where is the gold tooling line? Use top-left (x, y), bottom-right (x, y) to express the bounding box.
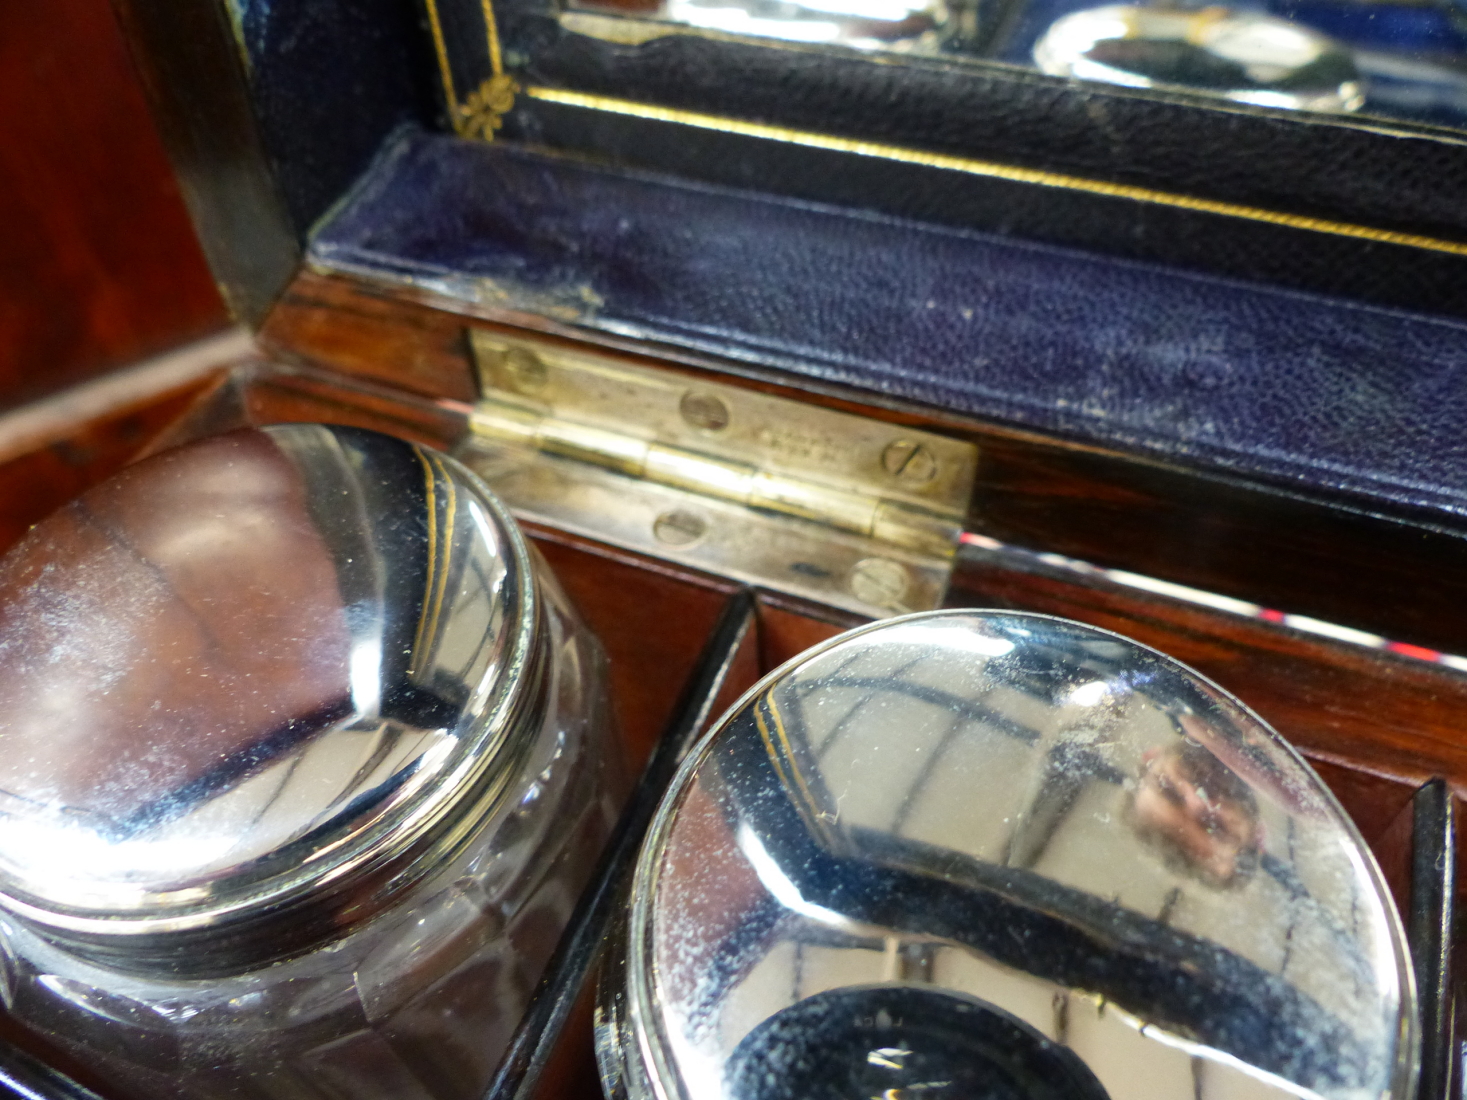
top-left (481, 0), bottom-right (505, 76)
top-left (423, 0), bottom-right (518, 138)
top-left (523, 85), bottom-right (1467, 258)
top-left (423, 0), bottom-right (460, 115)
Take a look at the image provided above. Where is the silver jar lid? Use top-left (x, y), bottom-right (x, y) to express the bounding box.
top-left (601, 611), bottom-right (1416, 1100)
top-left (0, 425), bottom-right (541, 972)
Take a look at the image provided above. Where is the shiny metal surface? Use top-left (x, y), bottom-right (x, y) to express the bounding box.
top-left (659, 0), bottom-right (946, 48)
top-left (0, 425), bottom-right (541, 966)
top-left (602, 611), bottom-right (1416, 1100)
top-left (565, 0), bottom-right (949, 48)
top-left (1034, 5), bottom-right (1365, 112)
top-left (461, 330), bottom-right (976, 618)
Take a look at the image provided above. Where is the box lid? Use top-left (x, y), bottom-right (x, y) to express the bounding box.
top-left (112, 0), bottom-right (1467, 637)
top-left (117, 0), bottom-right (1467, 316)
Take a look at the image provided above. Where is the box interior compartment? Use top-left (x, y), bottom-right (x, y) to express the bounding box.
top-left (0, 342), bottom-right (1457, 1099)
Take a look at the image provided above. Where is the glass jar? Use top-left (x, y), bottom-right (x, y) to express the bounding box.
top-left (0, 424), bottom-right (624, 1100)
top-left (598, 610), bottom-right (1418, 1100)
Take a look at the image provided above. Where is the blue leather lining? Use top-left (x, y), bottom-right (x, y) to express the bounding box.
top-left (234, 0), bottom-right (438, 235)
top-left (311, 129), bottom-right (1467, 520)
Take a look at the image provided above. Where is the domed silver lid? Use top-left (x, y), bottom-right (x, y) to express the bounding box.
top-left (0, 425), bottom-right (540, 970)
top-left (606, 611), bottom-right (1416, 1100)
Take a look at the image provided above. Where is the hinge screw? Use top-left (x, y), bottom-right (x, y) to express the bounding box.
top-left (680, 392), bottom-right (730, 432)
top-left (504, 347), bottom-right (548, 394)
top-left (849, 557), bottom-right (910, 609)
top-left (653, 509), bottom-right (708, 547)
top-left (881, 440), bottom-right (938, 484)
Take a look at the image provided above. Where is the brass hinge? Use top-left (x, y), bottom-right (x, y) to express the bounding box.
top-left (458, 330), bottom-right (977, 617)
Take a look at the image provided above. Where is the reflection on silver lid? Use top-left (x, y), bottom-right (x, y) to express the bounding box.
top-left (659, 0), bottom-right (946, 48)
top-left (602, 611), bottom-right (1416, 1100)
top-left (0, 425), bottom-right (540, 967)
top-left (1034, 5), bottom-right (1365, 113)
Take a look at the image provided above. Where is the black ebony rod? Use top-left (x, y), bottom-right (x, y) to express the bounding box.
top-left (0, 1040), bottom-right (106, 1100)
top-left (1412, 778), bottom-right (1457, 1100)
top-left (484, 589), bottom-right (758, 1100)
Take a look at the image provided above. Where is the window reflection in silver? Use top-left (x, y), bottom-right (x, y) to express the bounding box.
top-left (563, 0), bottom-right (1467, 129)
top-left (601, 610), bottom-right (1416, 1100)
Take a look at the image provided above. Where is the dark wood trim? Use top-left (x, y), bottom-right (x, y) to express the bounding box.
top-left (947, 543), bottom-right (1467, 797)
top-left (109, 0), bottom-right (300, 325)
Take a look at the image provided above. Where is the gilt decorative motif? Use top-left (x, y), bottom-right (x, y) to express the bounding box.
top-left (457, 74), bottom-right (520, 140)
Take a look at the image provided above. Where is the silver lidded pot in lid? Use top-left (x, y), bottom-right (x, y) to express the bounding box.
top-left (0, 424), bottom-right (623, 1099)
top-left (598, 610), bottom-right (1417, 1100)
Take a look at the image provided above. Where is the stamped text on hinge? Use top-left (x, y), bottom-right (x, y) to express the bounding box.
top-left (457, 330), bottom-right (977, 618)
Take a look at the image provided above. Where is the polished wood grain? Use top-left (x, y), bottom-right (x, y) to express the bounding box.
top-left (946, 544), bottom-right (1467, 916)
top-left (523, 978), bottom-right (602, 1100)
top-left (0, 0), bottom-right (225, 409)
top-left (261, 272), bottom-right (483, 404)
top-left (1373, 794), bottom-right (1418, 923)
top-left (948, 545), bottom-right (1467, 791)
top-left (0, 380), bottom-right (218, 555)
top-left (240, 364), bottom-right (470, 451)
top-left (530, 529), bottom-right (740, 767)
top-left (968, 437), bottom-right (1467, 668)
top-left (262, 269), bottom-right (1467, 658)
top-left (757, 596), bottom-right (862, 671)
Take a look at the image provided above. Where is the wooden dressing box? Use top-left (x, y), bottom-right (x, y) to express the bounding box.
top-left (2, 0), bottom-right (1466, 1095)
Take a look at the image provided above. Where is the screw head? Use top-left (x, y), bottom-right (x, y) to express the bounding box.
top-left (680, 391), bottom-right (731, 432)
top-left (653, 509), bottom-right (708, 547)
top-left (849, 557), bottom-right (910, 608)
top-left (881, 440), bottom-right (938, 484)
top-left (504, 347), bottom-right (548, 394)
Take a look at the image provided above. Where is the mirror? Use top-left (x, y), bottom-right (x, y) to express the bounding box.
top-left (566, 0), bottom-right (1467, 129)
